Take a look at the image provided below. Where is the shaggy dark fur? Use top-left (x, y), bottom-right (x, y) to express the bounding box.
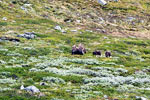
top-left (105, 51), bottom-right (111, 57)
top-left (72, 44), bottom-right (86, 55)
top-left (93, 50), bottom-right (101, 56)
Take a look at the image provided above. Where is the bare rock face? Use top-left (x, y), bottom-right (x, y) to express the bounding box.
top-left (72, 44), bottom-right (86, 55)
top-left (93, 50), bottom-right (101, 56)
top-left (40, 82), bottom-right (46, 86)
top-left (105, 51), bottom-right (111, 57)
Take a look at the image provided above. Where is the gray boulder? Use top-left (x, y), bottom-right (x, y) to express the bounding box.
top-left (98, 0), bottom-right (107, 5)
top-left (54, 25), bottom-right (62, 31)
top-left (17, 32), bottom-right (36, 39)
top-left (20, 85), bottom-right (40, 93)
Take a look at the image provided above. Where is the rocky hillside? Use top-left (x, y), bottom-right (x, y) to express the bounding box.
top-left (0, 0), bottom-right (150, 100)
top-left (1, 0), bottom-right (150, 38)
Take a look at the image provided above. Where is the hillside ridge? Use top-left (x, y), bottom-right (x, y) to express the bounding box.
top-left (0, 0), bottom-right (150, 38)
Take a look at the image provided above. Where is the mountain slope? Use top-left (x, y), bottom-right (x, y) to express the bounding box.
top-left (0, 0), bottom-right (150, 38)
top-left (0, 0), bottom-right (150, 100)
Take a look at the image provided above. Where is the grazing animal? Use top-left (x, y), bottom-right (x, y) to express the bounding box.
top-left (105, 51), bottom-right (111, 57)
top-left (93, 50), bottom-right (101, 56)
top-left (78, 43), bottom-right (86, 55)
top-left (72, 44), bottom-right (86, 55)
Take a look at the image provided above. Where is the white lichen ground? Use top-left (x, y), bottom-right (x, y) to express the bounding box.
top-left (0, 35), bottom-right (150, 100)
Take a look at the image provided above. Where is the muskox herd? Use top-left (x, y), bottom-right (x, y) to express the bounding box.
top-left (72, 44), bottom-right (111, 57)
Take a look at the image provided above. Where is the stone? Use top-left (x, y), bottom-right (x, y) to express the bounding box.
top-left (104, 37), bottom-right (108, 39)
top-left (22, 64), bottom-right (29, 67)
top-left (17, 32), bottom-right (36, 39)
top-left (99, 17), bottom-right (105, 24)
top-left (141, 97), bottom-right (147, 100)
top-left (20, 6), bottom-right (27, 11)
top-left (20, 85), bottom-right (40, 93)
top-left (76, 20), bottom-right (81, 23)
top-left (20, 85), bottom-right (24, 90)
top-left (2, 17), bottom-right (7, 21)
top-left (24, 4), bottom-right (32, 7)
top-left (38, 92), bottom-right (45, 97)
top-left (40, 82), bottom-right (46, 86)
top-left (104, 95), bottom-right (108, 99)
top-left (71, 30), bottom-right (77, 32)
top-left (64, 19), bottom-right (72, 22)
top-left (136, 96), bottom-right (147, 100)
top-left (98, 0), bottom-right (107, 5)
top-left (23, 47), bottom-right (34, 50)
top-left (54, 25), bottom-right (62, 31)
top-left (114, 0), bottom-right (119, 2)
top-left (45, 7), bottom-right (50, 10)
top-left (126, 17), bottom-right (136, 22)
top-left (61, 29), bottom-right (67, 33)
top-left (0, 37), bottom-right (20, 42)
top-left (85, 30), bottom-right (93, 32)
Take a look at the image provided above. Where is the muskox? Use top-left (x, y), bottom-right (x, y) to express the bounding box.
top-left (72, 44), bottom-right (86, 55)
top-left (78, 43), bottom-right (86, 54)
top-left (72, 45), bottom-right (78, 55)
top-left (105, 51), bottom-right (111, 57)
top-left (93, 50), bottom-right (101, 56)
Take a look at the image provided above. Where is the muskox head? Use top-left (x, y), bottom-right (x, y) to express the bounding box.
top-left (72, 44), bottom-right (86, 55)
top-left (72, 45), bottom-right (77, 55)
top-left (105, 51), bottom-right (111, 57)
top-left (93, 50), bottom-right (101, 56)
top-left (78, 43), bottom-right (86, 54)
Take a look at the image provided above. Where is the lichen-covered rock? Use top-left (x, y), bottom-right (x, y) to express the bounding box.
top-left (54, 25), bottom-right (62, 31)
top-left (20, 85), bottom-right (40, 93)
top-left (17, 32), bottom-right (36, 39)
top-left (97, 0), bottom-right (107, 5)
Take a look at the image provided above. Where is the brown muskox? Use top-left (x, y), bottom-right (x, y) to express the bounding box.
top-left (78, 43), bottom-right (86, 54)
top-left (72, 44), bottom-right (86, 55)
top-left (93, 50), bottom-right (101, 56)
top-left (105, 51), bottom-right (111, 57)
